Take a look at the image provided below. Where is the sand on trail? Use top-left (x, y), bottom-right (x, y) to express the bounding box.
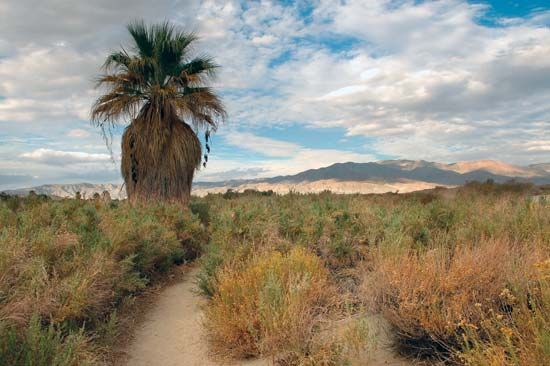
top-left (122, 267), bottom-right (266, 366)
top-left (122, 267), bottom-right (416, 366)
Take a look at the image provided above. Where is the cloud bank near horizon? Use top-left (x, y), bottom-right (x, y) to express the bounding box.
top-left (0, 0), bottom-right (549, 189)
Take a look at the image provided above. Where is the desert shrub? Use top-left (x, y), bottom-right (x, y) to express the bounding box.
top-left (189, 199), bottom-right (211, 226)
top-left (457, 259), bottom-right (550, 366)
top-left (204, 247), bottom-right (334, 361)
top-left (461, 180), bottom-right (535, 196)
top-left (222, 189), bottom-right (239, 199)
top-left (362, 238), bottom-right (548, 362)
top-left (275, 314), bottom-right (382, 366)
top-left (195, 244), bottom-right (225, 297)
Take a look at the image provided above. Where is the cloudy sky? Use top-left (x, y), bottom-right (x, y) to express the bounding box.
top-left (1, 0), bottom-right (549, 189)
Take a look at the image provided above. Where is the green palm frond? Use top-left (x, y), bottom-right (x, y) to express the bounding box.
top-left (103, 49), bottom-right (132, 70)
top-left (174, 57), bottom-right (219, 86)
top-left (127, 20), bottom-right (154, 58)
top-left (91, 20), bottom-right (225, 132)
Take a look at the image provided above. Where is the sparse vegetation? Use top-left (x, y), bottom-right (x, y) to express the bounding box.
top-left (1, 182), bottom-right (549, 365)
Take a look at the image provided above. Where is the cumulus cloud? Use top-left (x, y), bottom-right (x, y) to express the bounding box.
top-left (0, 0), bottom-right (188, 49)
top-left (0, 45), bottom-right (100, 122)
top-left (251, 34), bottom-right (277, 46)
top-left (260, 1), bottom-right (550, 164)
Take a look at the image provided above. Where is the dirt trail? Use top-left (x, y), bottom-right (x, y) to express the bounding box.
top-left (122, 267), bottom-right (267, 366)
top-left (121, 267), bottom-right (415, 366)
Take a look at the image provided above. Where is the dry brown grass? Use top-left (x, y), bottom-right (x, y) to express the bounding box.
top-left (362, 238), bottom-right (549, 363)
top-left (204, 247), bottom-right (336, 362)
top-left (458, 258), bottom-right (550, 366)
top-left (198, 183), bottom-right (550, 365)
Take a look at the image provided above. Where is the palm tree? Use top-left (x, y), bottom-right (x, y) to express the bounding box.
top-left (91, 21), bottom-right (226, 204)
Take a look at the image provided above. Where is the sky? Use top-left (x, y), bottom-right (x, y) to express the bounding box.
top-left (0, 0), bottom-right (549, 189)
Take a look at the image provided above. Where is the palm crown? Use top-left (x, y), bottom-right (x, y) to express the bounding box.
top-left (92, 21), bottom-right (225, 133)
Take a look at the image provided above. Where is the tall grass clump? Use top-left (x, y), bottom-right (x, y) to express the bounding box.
top-left (204, 247), bottom-right (335, 362)
top-left (0, 315), bottom-right (92, 366)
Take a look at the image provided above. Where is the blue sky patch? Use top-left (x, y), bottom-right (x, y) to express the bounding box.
top-left (471, 0), bottom-right (550, 26)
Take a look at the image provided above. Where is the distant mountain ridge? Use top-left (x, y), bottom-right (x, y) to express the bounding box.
top-left (192, 159), bottom-right (550, 195)
top-left (3, 159), bottom-right (550, 198)
top-left (269, 160), bottom-right (550, 184)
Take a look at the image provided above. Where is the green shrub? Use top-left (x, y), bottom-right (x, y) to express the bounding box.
top-left (189, 199), bottom-right (211, 226)
top-left (0, 315), bottom-right (93, 366)
top-left (196, 244), bottom-right (224, 297)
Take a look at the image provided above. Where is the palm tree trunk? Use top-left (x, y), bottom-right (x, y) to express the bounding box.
top-left (121, 118), bottom-right (201, 204)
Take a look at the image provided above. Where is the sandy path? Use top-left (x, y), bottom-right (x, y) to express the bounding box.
top-left (122, 267), bottom-right (415, 366)
top-left (123, 268), bottom-right (267, 366)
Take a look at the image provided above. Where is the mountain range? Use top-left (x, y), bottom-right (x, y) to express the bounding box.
top-left (3, 159), bottom-right (550, 199)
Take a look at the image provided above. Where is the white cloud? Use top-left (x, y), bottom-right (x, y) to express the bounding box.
top-left (224, 131), bottom-right (301, 157)
top-left (197, 167), bottom-right (267, 181)
top-left (199, 147), bottom-right (377, 181)
top-left (0, 45), bottom-right (99, 122)
top-left (67, 129), bottom-right (91, 138)
top-left (203, 132), bottom-right (376, 180)
top-left (256, 1), bottom-right (550, 164)
top-left (251, 34), bottom-right (277, 46)
top-left (0, 0), bottom-right (186, 49)
top-left (525, 141), bottom-right (550, 152)
top-left (20, 148), bottom-right (111, 165)
top-left (265, 148), bottom-right (375, 177)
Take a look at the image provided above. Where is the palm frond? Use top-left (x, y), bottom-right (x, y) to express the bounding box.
top-left (103, 49), bottom-right (131, 70)
top-left (175, 87), bottom-right (226, 130)
top-left (127, 20), bottom-right (154, 58)
top-left (182, 57), bottom-right (218, 75)
top-left (173, 57), bottom-right (219, 87)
